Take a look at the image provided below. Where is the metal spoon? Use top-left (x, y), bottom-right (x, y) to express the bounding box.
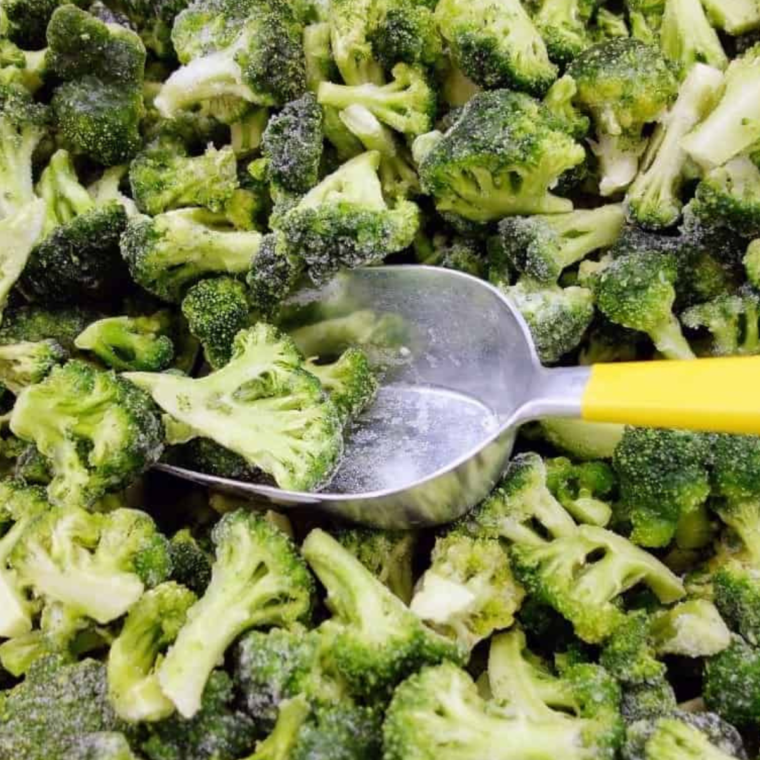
top-left (158, 265), bottom-right (760, 528)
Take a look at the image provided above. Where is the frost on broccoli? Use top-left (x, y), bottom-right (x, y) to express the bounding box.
top-left (126, 325), bottom-right (343, 491)
top-left (157, 510), bottom-right (314, 718)
top-left (704, 636), bottom-right (760, 727)
top-left (10, 361), bottom-right (164, 508)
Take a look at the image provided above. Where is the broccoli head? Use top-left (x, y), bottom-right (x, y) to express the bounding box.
top-left (600, 609), bottom-right (666, 685)
top-left (0, 340), bottom-right (66, 395)
top-left (417, 90), bottom-right (585, 222)
top-left (567, 39), bottom-right (678, 196)
top-left (156, 510), bottom-right (314, 718)
top-left (648, 599), bottom-right (731, 658)
top-left (9, 361), bottom-right (164, 508)
top-left (0, 305), bottom-right (100, 352)
top-left (704, 636), bottom-right (760, 727)
top-left (367, 1), bottom-right (442, 70)
top-left (545, 456), bottom-right (616, 527)
top-left (535, 0), bottom-right (595, 65)
top-left (168, 528), bottom-right (212, 595)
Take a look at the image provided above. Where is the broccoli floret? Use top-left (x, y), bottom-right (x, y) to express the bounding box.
top-left (535, 418), bottom-right (625, 460)
top-left (367, 1), bottom-right (442, 70)
top-left (625, 63), bottom-right (724, 230)
top-left (10, 505), bottom-right (170, 624)
top-left (648, 599), bottom-right (731, 658)
top-left (0, 39), bottom-right (47, 94)
top-left (659, 0), bottom-right (727, 73)
top-left (701, 0), bottom-right (760, 34)
top-left (107, 582), bottom-right (196, 722)
top-left (712, 557), bottom-right (760, 645)
top-left (511, 525), bottom-right (685, 643)
top-left (181, 277), bottom-right (251, 369)
top-left (417, 90), bottom-right (585, 222)
top-left (682, 44), bottom-right (760, 170)
top-left (233, 627), bottom-right (346, 727)
top-left (168, 528), bottom-right (212, 595)
top-left (127, 325), bottom-right (343, 490)
top-left (596, 250), bottom-right (694, 360)
top-left (327, 0), bottom-right (384, 86)
top-left (501, 277), bottom-right (595, 364)
top-left (682, 288), bottom-right (760, 357)
top-left (413, 228), bottom-right (484, 275)
top-left (613, 427), bottom-right (711, 547)
top-left (542, 75), bottom-right (591, 141)
top-left (305, 348), bottom-right (378, 424)
top-left (458, 452), bottom-right (579, 544)
top-left (261, 93), bottom-right (323, 198)
top-left (301, 528), bottom-right (464, 697)
top-left (745, 240), bottom-right (760, 288)
top-left (274, 151), bottom-right (420, 281)
top-left (172, 437), bottom-right (260, 481)
top-left (704, 636), bottom-right (760, 727)
top-left (155, 0), bottom-right (305, 118)
top-left (0, 340), bottom-right (66, 394)
top-left (0, 657), bottom-right (135, 760)
top-left (567, 39), bottom-right (678, 196)
top-left (0, 305), bottom-right (98, 352)
top-left (9, 361), bottom-right (164, 508)
top-left (141, 670), bottom-right (258, 760)
top-left (594, 8), bottom-right (630, 41)
top-left (410, 532), bottom-right (525, 649)
top-left (121, 209), bottom-right (263, 303)
top-left (496, 205), bottom-right (624, 283)
top-left (155, 510), bottom-right (313, 718)
top-left (600, 610), bottom-right (666, 684)
top-left (383, 662), bottom-right (613, 760)
top-left (624, 0), bottom-right (664, 43)
top-left (535, 0), bottom-right (595, 65)
top-left (545, 457), bottom-right (616, 527)
top-left (434, 0), bottom-right (557, 94)
top-left (129, 142), bottom-right (239, 216)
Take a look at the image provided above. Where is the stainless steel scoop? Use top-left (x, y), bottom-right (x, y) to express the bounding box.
top-left (158, 265), bottom-right (760, 528)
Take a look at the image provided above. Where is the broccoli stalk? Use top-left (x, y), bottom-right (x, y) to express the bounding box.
top-left (660, 0), bottom-right (727, 73)
top-left (626, 63), bottom-right (724, 230)
top-left (701, 0), bottom-right (760, 35)
top-left (157, 510), bottom-right (314, 718)
top-left (36, 149), bottom-right (95, 236)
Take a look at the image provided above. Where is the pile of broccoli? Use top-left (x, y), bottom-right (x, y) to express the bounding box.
top-left (3, 0), bottom-right (760, 755)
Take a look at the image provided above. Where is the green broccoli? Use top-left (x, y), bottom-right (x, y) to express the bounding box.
top-left (659, 0), bottom-right (727, 73)
top-left (168, 528), bottom-right (212, 595)
top-left (0, 306), bottom-right (99, 352)
top-left (414, 228), bottom-right (484, 275)
top-left (74, 313), bottom-right (174, 372)
top-left (534, 0), bottom-right (595, 65)
top-left (410, 532), bottom-right (525, 649)
top-left (545, 457), bottom-right (616, 527)
top-left (624, 0), bottom-right (664, 44)
top-left (434, 0), bottom-right (556, 94)
top-left (712, 556), bottom-right (760, 645)
top-left (600, 609), bottom-right (666, 684)
top-left (511, 525), bottom-right (685, 642)
top-left (745, 239), bottom-right (760, 288)
top-left (501, 277), bottom-right (595, 364)
top-left (596, 250), bottom-right (694, 360)
top-left (367, 0), bottom-right (442, 70)
top-left (129, 141), bottom-right (239, 216)
top-left (273, 151), bottom-right (420, 281)
top-left (704, 636), bottom-right (760, 727)
top-left (126, 325), bottom-right (343, 491)
top-left (0, 38), bottom-right (47, 93)
top-left (496, 205), bottom-right (624, 283)
top-left (594, 9), bottom-right (630, 41)
top-left (648, 599), bottom-right (731, 658)
top-left (416, 90), bottom-right (585, 222)
top-left (10, 505), bottom-right (170, 624)
top-left (567, 39), bottom-right (678, 196)
top-left (121, 209), bottom-right (263, 303)
top-left (625, 63), bottom-right (724, 230)
top-left (682, 44), bottom-right (760, 170)
top-left (535, 418), bottom-right (626, 460)
top-left (107, 582), bottom-right (197, 722)
top-left (701, 0), bottom-right (760, 34)
top-left (613, 427), bottom-right (711, 547)
top-left (9, 361), bottom-right (164, 508)
top-left (181, 277), bottom-right (251, 369)
top-left (156, 510), bottom-right (314, 718)
top-left (0, 340), bottom-right (66, 394)
top-left (301, 528), bottom-right (464, 697)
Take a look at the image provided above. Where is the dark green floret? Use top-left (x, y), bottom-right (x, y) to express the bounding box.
top-left (0, 340), bottom-right (66, 394)
top-left (368, 2), bottom-right (442, 70)
top-left (0, 306), bottom-right (99, 352)
top-left (9, 361), bottom-right (164, 508)
top-left (704, 636), bottom-right (760, 727)
top-left (168, 528), bottom-right (212, 595)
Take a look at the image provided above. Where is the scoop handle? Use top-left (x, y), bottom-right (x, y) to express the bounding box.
top-left (579, 357), bottom-right (760, 434)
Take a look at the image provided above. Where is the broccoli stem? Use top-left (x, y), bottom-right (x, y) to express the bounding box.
top-left (649, 315), bottom-right (695, 360)
top-left (0, 519), bottom-right (34, 637)
top-left (592, 133), bottom-right (645, 196)
top-left (550, 205), bottom-right (626, 270)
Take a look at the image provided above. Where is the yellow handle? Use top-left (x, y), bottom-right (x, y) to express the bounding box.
top-left (582, 357), bottom-right (760, 434)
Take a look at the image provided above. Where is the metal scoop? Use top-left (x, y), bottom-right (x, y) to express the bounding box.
top-left (158, 265), bottom-right (760, 528)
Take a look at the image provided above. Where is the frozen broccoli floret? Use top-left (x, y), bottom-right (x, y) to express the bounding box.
top-left (108, 582), bottom-right (197, 722)
top-left (9, 361), bottom-right (164, 508)
top-left (682, 288), bottom-right (760, 357)
top-left (600, 609), bottom-right (665, 684)
top-left (0, 340), bottom-right (66, 394)
top-left (274, 151), bottom-right (420, 282)
top-left (511, 525), bottom-right (685, 643)
top-left (745, 240), bottom-right (760, 288)
top-left (457, 452), bottom-right (579, 545)
top-left (413, 228), bottom-right (484, 275)
top-left (410, 532), bottom-right (525, 649)
top-left (545, 457), bottom-right (615, 527)
top-left (181, 277), bottom-right (251, 369)
top-left (155, 510), bottom-right (313, 718)
top-left (704, 636), bottom-right (760, 727)
top-left (701, 0), bottom-right (760, 34)
top-left (0, 306), bottom-right (99, 352)
top-left (141, 670), bottom-right (257, 760)
top-left (10, 505), bottom-right (170, 624)
top-left (434, 0), bottom-right (556, 94)
top-left (121, 209), bottom-right (263, 303)
top-left (127, 325), bottom-right (343, 491)
top-left (497, 205), bottom-right (624, 283)
top-left (261, 93), bottom-right (323, 198)
top-left (594, 8), bottom-right (630, 40)
top-left (625, 63), bottom-right (724, 230)
top-left (416, 90), bottom-right (584, 222)
top-left (367, 0), bottom-right (442, 70)
top-left (0, 38), bottom-right (47, 93)
top-left (613, 427), bottom-right (711, 547)
top-left (535, 0), bottom-right (595, 64)
top-left (129, 142), bottom-right (239, 216)
top-left (682, 44), bottom-right (760, 170)
top-left (535, 419), bottom-right (625, 460)
top-left (75, 313), bottom-right (174, 372)
top-left (155, 0), bottom-right (305, 118)
top-left (542, 75), bottom-right (590, 141)
top-left (596, 250), bottom-right (694, 360)
top-left (501, 277), bottom-right (595, 364)
top-left (659, 0), bottom-right (727, 72)
top-left (567, 39), bottom-right (678, 196)
top-left (168, 528), bottom-right (212, 595)
top-left (302, 528), bottom-right (464, 698)
top-left (305, 348), bottom-right (378, 424)
top-left (648, 599), bottom-right (731, 658)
